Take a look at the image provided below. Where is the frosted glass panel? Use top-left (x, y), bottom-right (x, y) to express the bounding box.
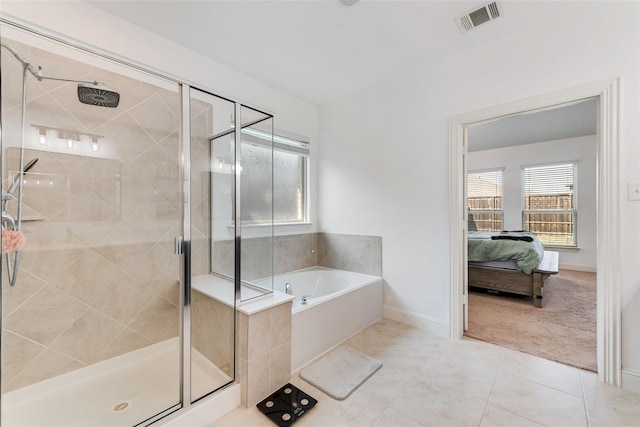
top-left (274, 150), bottom-right (305, 222)
top-left (241, 143), bottom-right (274, 223)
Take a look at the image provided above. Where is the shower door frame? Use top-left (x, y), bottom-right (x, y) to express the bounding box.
top-left (0, 17), bottom-right (275, 426)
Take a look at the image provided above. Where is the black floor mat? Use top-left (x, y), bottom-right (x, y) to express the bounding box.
top-left (256, 383), bottom-right (317, 426)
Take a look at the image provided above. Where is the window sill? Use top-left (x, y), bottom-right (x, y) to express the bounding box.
top-left (232, 222), bottom-right (313, 228)
top-left (543, 245), bottom-right (580, 252)
top-left (227, 222), bottom-right (314, 238)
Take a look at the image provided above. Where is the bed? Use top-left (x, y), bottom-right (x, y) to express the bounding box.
top-left (467, 231), bottom-right (559, 307)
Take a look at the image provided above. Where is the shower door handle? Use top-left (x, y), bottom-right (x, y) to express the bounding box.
top-left (174, 236), bottom-right (184, 255)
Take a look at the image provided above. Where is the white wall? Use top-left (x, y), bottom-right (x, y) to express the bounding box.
top-left (468, 136), bottom-right (598, 271)
top-left (0, 1), bottom-right (319, 236)
top-left (318, 1), bottom-right (640, 380)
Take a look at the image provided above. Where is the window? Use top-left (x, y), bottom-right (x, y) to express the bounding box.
top-left (467, 169), bottom-right (503, 231)
top-left (522, 162), bottom-right (577, 246)
top-left (241, 129), bottom-right (309, 224)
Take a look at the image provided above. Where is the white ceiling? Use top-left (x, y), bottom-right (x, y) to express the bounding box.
top-left (467, 98), bottom-right (598, 152)
top-left (85, 0), bottom-right (512, 105)
top-left (84, 0), bottom-right (596, 146)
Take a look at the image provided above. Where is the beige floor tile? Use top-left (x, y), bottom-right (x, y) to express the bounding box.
top-left (419, 351), bottom-right (499, 401)
top-left (213, 405), bottom-right (270, 427)
top-left (500, 349), bottom-right (583, 397)
top-left (580, 370), bottom-right (640, 406)
top-left (389, 375), bottom-right (486, 426)
top-left (354, 360), bottom-right (420, 403)
top-left (585, 399), bottom-right (640, 427)
top-left (296, 388), bottom-right (389, 427)
top-left (346, 318), bottom-right (444, 359)
top-left (490, 372), bottom-right (588, 427)
top-left (372, 407), bottom-right (424, 427)
top-left (480, 405), bottom-right (544, 427)
top-left (215, 319), bottom-right (640, 427)
top-left (435, 337), bottom-right (507, 372)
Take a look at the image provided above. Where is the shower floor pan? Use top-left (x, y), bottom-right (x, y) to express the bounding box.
top-left (2, 338), bottom-right (231, 427)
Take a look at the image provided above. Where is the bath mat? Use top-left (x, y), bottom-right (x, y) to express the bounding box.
top-left (256, 383), bottom-right (317, 426)
top-left (299, 346), bottom-right (382, 400)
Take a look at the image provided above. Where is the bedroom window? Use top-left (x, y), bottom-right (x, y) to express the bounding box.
top-left (522, 162), bottom-right (577, 246)
top-left (241, 129), bottom-right (309, 224)
top-left (467, 169), bottom-right (503, 231)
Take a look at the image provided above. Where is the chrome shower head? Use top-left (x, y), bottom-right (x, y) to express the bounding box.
top-left (23, 158), bottom-right (38, 174)
top-left (77, 84), bottom-right (120, 108)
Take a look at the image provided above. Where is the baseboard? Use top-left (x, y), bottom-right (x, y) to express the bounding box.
top-left (622, 368), bottom-right (640, 394)
top-left (383, 305), bottom-right (449, 336)
top-left (559, 263), bottom-right (597, 272)
top-left (159, 383), bottom-right (240, 426)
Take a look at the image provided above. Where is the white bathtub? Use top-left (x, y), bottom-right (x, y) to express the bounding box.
top-left (273, 267), bottom-right (383, 372)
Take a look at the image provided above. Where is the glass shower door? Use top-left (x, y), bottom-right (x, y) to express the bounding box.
top-left (0, 26), bottom-right (183, 426)
top-left (189, 88), bottom-right (236, 402)
top-left (239, 107), bottom-right (274, 300)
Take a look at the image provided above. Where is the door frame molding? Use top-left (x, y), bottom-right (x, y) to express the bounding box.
top-left (448, 78), bottom-right (621, 385)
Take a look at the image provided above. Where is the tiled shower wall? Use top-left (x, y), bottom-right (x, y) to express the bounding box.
top-left (1, 40), bottom-right (182, 392)
top-left (213, 232), bottom-right (382, 279)
top-left (317, 232), bottom-right (382, 276)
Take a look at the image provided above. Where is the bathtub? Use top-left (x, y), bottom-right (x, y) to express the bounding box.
top-left (273, 267), bottom-right (383, 372)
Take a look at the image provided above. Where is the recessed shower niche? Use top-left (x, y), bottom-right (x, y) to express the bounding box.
top-left (0, 22), bottom-right (274, 426)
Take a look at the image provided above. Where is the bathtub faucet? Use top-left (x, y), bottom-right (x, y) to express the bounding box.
top-left (285, 282), bottom-right (292, 295)
top-left (301, 295), bottom-right (310, 305)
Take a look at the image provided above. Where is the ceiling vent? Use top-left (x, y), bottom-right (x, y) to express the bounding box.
top-left (455, 2), bottom-right (503, 33)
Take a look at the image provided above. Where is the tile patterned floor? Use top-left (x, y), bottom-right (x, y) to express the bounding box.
top-left (214, 318), bottom-right (640, 427)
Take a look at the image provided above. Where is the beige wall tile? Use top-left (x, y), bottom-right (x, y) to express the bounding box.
top-left (130, 145), bottom-right (179, 210)
top-left (191, 291), bottom-right (234, 376)
top-left (270, 342), bottom-right (291, 392)
top-left (238, 312), bottom-right (249, 362)
top-left (129, 194), bottom-right (179, 242)
top-left (246, 352), bottom-right (271, 407)
top-left (269, 301), bottom-right (291, 349)
top-left (4, 349), bottom-right (85, 392)
top-left (49, 308), bottom-right (124, 364)
top-left (2, 270), bottom-right (47, 319)
top-left (95, 328), bottom-right (152, 363)
top-left (127, 93), bottom-right (179, 143)
top-left (128, 295), bottom-right (179, 342)
top-left (247, 309), bottom-right (270, 361)
top-left (239, 358), bottom-right (248, 408)
top-left (1, 329), bottom-right (45, 390)
top-left (3, 285), bottom-right (87, 345)
top-left (51, 249), bottom-right (126, 305)
top-left (93, 279), bottom-right (154, 324)
top-left (19, 247), bottom-right (84, 284)
top-left (94, 113), bottom-right (156, 164)
top-left (118, 165), bottom-right (155, 217)
top-left (190, 238), bottom-right (211, 277)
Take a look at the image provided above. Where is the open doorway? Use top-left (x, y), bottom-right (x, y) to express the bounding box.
top-left (448, 79), bottom-right (622, 386)
top-left (463, 98), bottom-right (597, 371)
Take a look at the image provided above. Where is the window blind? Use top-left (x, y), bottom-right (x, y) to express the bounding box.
top-left (523, 163), bottom-right (575, 208)
top-left (522, 162), bottom-right (577, 246)
top-left (468, 169), bottom-right (503, 210)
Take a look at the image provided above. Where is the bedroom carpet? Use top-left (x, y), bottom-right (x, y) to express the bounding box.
top-left (465, 269), bottom-right (597, 372)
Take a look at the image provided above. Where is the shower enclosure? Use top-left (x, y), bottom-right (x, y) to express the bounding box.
top-left (0, 22), bottom-right (274, 426)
